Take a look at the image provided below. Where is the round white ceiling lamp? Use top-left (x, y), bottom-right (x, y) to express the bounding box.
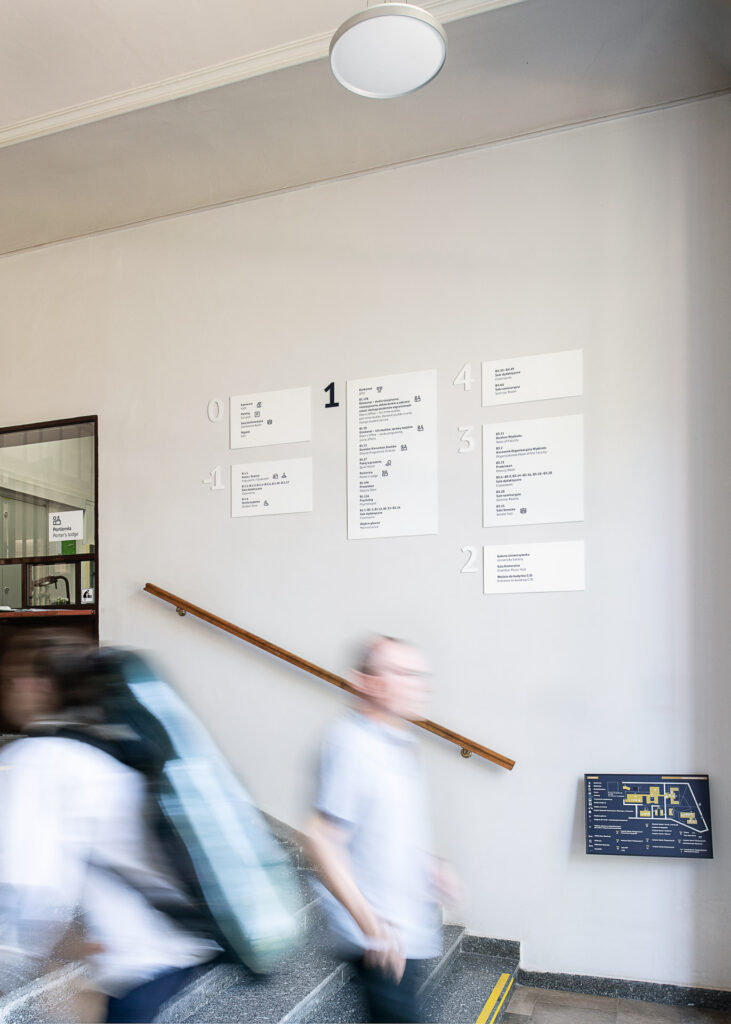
top-left (329, 2), bottom-right (447, 99)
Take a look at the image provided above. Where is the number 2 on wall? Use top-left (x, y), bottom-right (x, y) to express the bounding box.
top-left (460, 546), bottom-right (479, 573)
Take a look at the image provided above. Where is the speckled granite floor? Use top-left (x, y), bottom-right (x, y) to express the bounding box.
top-left (308, 951), bottom-right (517, 1023)
top-left (503, 986), bottom-right (731, 1024)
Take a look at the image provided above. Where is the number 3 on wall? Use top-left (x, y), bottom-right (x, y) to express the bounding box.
top-left (458, 426), bottom-right (475, 454)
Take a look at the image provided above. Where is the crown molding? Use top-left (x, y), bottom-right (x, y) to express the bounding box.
top-left (0, 0), bottom-right (524, 150)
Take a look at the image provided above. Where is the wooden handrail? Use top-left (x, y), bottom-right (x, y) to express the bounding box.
top-left (143, 582), bottom-right (515, 771)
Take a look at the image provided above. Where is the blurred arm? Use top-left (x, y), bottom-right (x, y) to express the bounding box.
top-left (305, 812), bottom-right (404, 981)
top-left (305, 812), bottom-right (381, 939)
top-left (0, 743), bottom-right (86, 993)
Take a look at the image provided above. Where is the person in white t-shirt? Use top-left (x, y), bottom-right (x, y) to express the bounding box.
top-left (306, 635), bottom-right (458, 1024)
top-left (0, 630), bottom-right (219, 1023)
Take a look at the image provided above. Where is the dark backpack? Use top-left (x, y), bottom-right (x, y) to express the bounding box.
top-left (32, 648), bottom-right (301, 974)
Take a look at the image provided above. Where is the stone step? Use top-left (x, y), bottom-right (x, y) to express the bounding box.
top-left (0, 963), bottom-right (95, 1024)
top-left (304, 923), bottom-right (465, 1024)
top-left (0, 928), bottom-right (518, 1024)
top-left (424, 950), bottom-right (520, 1024)
top-left (306, 938), bottom-right (519, 1024)
top-left (163, 922), bottom-right (465, 1024)
top-left (0, 806), bottom-right (519, 1024)
top-left (159, 906), bottom-right (346, 1024)
top-left (0, 875), bottom-right (322, 1024)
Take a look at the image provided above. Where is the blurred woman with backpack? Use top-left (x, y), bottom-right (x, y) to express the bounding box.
top-left (0, 629), bottom-right (220, 1023)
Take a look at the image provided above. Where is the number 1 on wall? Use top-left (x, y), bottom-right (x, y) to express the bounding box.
top-left (324, 382), bottom-right (340, 408)
top-left (203, 466), bottom-right (224, 491)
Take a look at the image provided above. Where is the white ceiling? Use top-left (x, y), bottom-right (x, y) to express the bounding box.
top-left (0, 0), bottom-right (357, 128)
top-left (0, 0), bottom-right (510, 141)
top-left (1, 0), bottom-right (729, 256)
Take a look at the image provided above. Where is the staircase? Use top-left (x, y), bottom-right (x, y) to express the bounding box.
top-left (0, 830), bottom-right (519, 1024)
top-left (155, 914), bottom-right (519, 1024)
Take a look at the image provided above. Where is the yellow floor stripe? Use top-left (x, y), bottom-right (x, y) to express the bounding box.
top-left (474, 972), bottom-right (511, 1024)
top-left (490, 976), bottom-right (514, 1022)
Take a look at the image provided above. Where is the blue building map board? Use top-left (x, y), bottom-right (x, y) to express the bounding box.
top-left (585, 774), bottom-right (713, 859)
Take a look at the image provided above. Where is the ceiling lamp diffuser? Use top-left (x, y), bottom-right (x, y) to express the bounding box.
top-left (329, 2), bottom-right (447, 99)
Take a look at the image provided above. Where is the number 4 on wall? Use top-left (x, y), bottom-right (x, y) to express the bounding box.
top-left (453, 363), bottom-right (475, 391)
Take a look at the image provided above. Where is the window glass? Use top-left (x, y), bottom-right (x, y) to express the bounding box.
top-left (0, 420), bottom-right (96, 613)
top-left (0, 422), bottom-right (95, 560)
top-left (28, 563), bottom-right (78, 607)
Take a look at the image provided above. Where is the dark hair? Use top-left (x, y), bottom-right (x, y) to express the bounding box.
top-left (0, 628), bottom-right (95, 732)
top-left (354, 634), bottom-right (411, 676)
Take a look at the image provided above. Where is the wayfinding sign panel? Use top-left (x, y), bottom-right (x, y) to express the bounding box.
top-left (346, 369), bottom-right (437, 539)
top-left (585, 774), bottom-right (712, 859)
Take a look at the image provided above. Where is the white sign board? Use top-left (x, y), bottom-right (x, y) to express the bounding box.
top-left (482, 350), bottom-right (583, 407)
top-left (231, 457), bottom-right (313, 518)
top-left (347, 369), bottom-right (438, 539)
top-left (230, 387), bottom-right (311, 449)
top-left (484, 541), bottom-right (585, 594)
top-left (48, 510), bottom-right (84, 542)
top-left (483, 414), bottom-right (584, 527)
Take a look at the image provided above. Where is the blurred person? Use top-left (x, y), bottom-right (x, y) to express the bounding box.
top-left (306, 635), bottom-right (459, 1024)
top-left (0, 630), bottom-right (220, 1023)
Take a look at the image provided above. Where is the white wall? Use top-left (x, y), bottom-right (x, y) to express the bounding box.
top-left (1, 94), bottom-right (728, 990)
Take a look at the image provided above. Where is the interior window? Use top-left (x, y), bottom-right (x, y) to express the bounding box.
top-left (0, 418), bottom-right (97, 637)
